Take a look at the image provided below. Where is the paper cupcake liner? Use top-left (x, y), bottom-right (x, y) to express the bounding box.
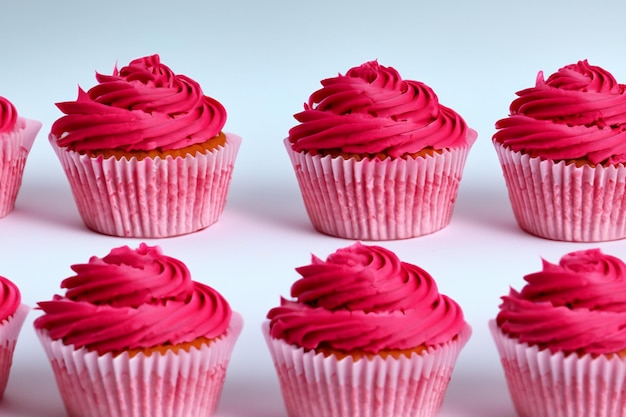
top-left (263, 321), bottom-right (471, 417)
top-left (0, 304), bottom-right (30, 398)
top-left (490, 320), bottom-right (626, 417)
top-left (285, 137), bottom-right (473, 240)
top-left (0, 118), bottom-right (41, 218)
top-left (49, 133), bottom-right (242, 238)
top-left (37, 312), bottom-right (243, 417)
top-left (494, 142), bottom-right (626, 242)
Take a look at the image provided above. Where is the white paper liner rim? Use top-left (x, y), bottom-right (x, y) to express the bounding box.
top-left (263, 321), bottom-right (470, 417)
top-left (284, 136), bottom-right (473, 240)
top-left (49, 133), bottom-right (241, 238)
top-left (494, 141), bottom-right (626, 242)
top-left (37, 312), bottom-right (243, 417)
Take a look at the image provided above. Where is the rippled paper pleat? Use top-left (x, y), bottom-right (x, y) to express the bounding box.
top-left (0, 118), bottom-right (41, 218)
top-left (491, 321), bottom-right (626, 417)
top-left (494, 142), bottom-right (626, 242)
top-left (0, 304), bottom-right (29, 398)
top-left (285, 138), bottom-right (473, 240)
top-left (37, 312), bottom-right (243, 417)
top-left (263, 321), bottom-right (470, 417)
top-left (50, 133), bottom-right (241, 238)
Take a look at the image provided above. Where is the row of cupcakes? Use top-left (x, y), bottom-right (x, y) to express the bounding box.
top-left (0, 242), bottom-right (622, 417)
top-left (2, 56), bottom-right (626, 242)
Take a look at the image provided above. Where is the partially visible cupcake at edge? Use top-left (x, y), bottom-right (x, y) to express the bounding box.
top-left (34, 243), bottom-right (243, 417)
top-left (491, 248), bottom-right (626, 417)
top-left (0, 275), bottom-right (29, 399)
top-left (493, 59), bottom-right (626, 242)
top-left (285, 61), bottom-right (477, 240)
top-left (49, 54), bottom-right (241, 238)
top-left (264, 242), bottom-right (471, 417)
top-left (0, 96), bottom-right (41, 218)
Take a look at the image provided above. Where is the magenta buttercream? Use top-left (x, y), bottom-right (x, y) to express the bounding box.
top-left (34, 243), bottom-right (232, 355)
top-left (267, 242), bottom-right (467, 353)
top-left (288, 60), bottom-right (472, 158)
top-left (497, 248), bottom-right (626, 355)
top-left (0, 275), bottom-right (20, 323)
top-left (0, 97), bottom-right (17, 134)
top-left (494, 60), bottom-right (626, 165)
top-left (51, 54), bottom-right (227, 153)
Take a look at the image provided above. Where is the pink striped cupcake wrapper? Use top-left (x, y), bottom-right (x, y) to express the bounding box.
top-left (0, 118), bottom-right (41, 218)
top-left (36, 312), bottom-right (243, 417)
top-left (49, 133), bottom-right (242, 238)
top-left (0, 304), bottom-right (29, 398)
top-left (263, 321), bottom-right (471, 417)
top-left (494, 141), bottom-right (626, 242)
top-left (284, 136), bottom-right (474, 240)
top-left (490, 320), bottom-right (626, 417)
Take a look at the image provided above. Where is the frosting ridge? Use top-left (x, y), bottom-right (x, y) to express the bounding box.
top-left (496, 248), bottom-right (626, 354)
top-left (493, 60), bottom-right (626, 165)
top-left (0, 97), bottom-right (17, 134)
top-left (267, 242), bottom-right (466, 353)
top-left (34, 243), bottom-right (232, 355)
top-left (0, 275), bottom-right (21, 323)
top-left (51, 54), bottom-right (227, 153)
top-left (288, 61), bottom-right (474, 158)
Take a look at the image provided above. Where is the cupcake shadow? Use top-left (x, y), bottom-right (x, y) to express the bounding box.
top-left (219, 376), bottom-right (287, 417)
top-left (452, 182), bottom-right (521, 236)
top-left (444, 372), bottom-right (517, 417)
top-left (227, 171), bottom-right (523, 239)
top-left (227, 179), bottom-right (313, 234)
top-left (13, 179), bottom-right (85, 232)
top-left (1, 365), bottom-right (66, 417)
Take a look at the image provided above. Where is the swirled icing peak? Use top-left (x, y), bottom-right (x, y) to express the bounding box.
top-left (267, 242), bottom-right (467, 353)
top-left (0, 96), bottom-right (17, 134)
top-left (0, 275), bottom-right (21, 323)
top-left (497, 248), bottom-right (626, 355)
top-left (288, 60), bottom-right (475, 158)
top-left (34, 243), bottom-right (232, 355)
top-left (51, 54), bottom-right (227, 153)
top-left (494, 60), bottom-right (626, 165)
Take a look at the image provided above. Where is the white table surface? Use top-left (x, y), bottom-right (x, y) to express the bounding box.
top-left (2, 0), bottom-right (626, 415)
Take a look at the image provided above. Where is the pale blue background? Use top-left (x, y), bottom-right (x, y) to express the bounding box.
top-left (1, 1), bottom-right (625, 416)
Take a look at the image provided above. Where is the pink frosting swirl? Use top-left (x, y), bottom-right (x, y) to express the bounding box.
top-left (51, 54), bottom-right (227, 153)
top-left (493, 60), bottom-right (626, 165)
top-left (267, 242), bottom-right (467, 353)
top-left (0, 96), bottom-right (17, 134)
top-left (497, 248), bottom-right (626, 355)
top-left (33, 243), bottom-right (232, 355)
top-left (0, 275), bottom-right (21, 323)
top-left (288, 61), bottom-right (474, 158)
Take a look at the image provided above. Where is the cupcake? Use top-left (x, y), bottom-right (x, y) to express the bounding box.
top-left (493, 59), bottom-right (626, 242)
top-left (285, 61), bottom-right (477, 240)
top-left (49, 54), bottom-right (241, 238)
top-left (0, 275), bottom-right (29, 399)
top-left (0, 96), bottom-right (42, 218)
top-left (34, 243), bottom-right (243, 417)
top-left (264, 242), bottom-right (471, 417)
top-left (490, 248), bottom-right (626, 417)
